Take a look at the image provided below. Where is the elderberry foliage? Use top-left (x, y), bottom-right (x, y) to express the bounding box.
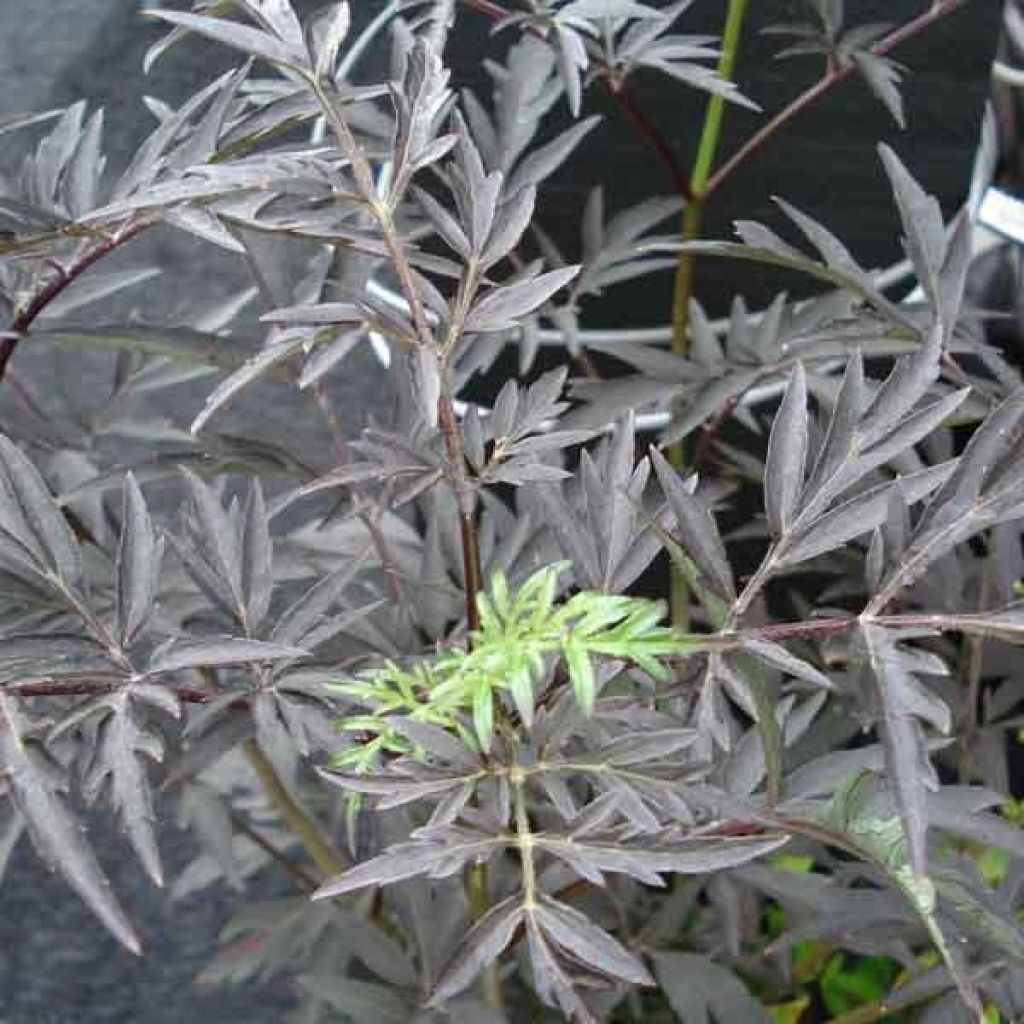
top-left (0, 2), bottom-right (1019, 1022)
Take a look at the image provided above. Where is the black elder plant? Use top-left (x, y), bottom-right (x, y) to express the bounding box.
top-left (0, 2), bottom-right (1022, 1022)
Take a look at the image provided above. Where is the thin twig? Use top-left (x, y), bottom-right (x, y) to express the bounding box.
top-left (304, 81), bottom-right (501, 999)
top-left (1, 218), bottom-right (151, 380)
top-left (692, 394), bottom-right (739, 467)
top-left (228, 808), bottom-right (319, 892)
top-left (305, 352), bottom-right (405, 606)
top-left (460, 0), bottom-right (510, 22)
top-left (709, 609), bottom-right (1010, 650)
top-left (601, 79), bottom-right (693, 200)
top-left (705, 0), bottom-right (971, 198)
top-left (310, 77), bottom-right (483, 635)
top-left (438, 390), bottom-right (483, 633)
top-left (960, 539), bottom-right (994, 780)
top-left (668, 0), bottom-right (749, 631)
top-left (241, 738), bottom-right (345, 879)
top-left (461, 0), bottom-right (693, 199)
top-left (11, 605), bottom-right (1001, 704)
top-left (10, 680), bottom-right (119, 699)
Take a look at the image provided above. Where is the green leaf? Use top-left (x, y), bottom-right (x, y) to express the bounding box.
top-left (564, 641), bottom-right (596, 714)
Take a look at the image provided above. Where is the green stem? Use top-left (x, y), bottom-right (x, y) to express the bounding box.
top-left (513, 770), bottom-right (536, 907)
top-left (670, 0), bottom-right (749, 362)
top-left (468, 859), bottom-right (489, 917)
top-left (689, 0), bottom-right (749, 195)
top-left (242, 738), bottom-right (345, 879)
top-left (669, 200), bottom-right (707, 399)
top-left (468, 861), bottom-right (505, 1011)
top-left (667, 0), bottom-right (749, 630)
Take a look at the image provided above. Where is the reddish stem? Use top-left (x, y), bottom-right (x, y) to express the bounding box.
top-left (10, 679), bottom-right (243, 706)
top-left (309, 376), bottom-right (405, 606)
top-left (706, 0), bottom-right (971, 197)
top-left (461, 0), bottom-right (693, 200)
top-left (692, 394), bottom-right (739, 466)
top-left (602, 79), bottom-right (695, 201)
top-left (227, 809), bottom-right (319, 890)
top-left (680, 608), bottom-right (998, 655)
top-left (438, 389), bottom-right (483, 634)
top-left (1, 219), bottom-right (151, 380)
top-left (461, 0), bottom-right (509, 20)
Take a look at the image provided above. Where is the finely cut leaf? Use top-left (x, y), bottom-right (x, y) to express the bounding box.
top-left (0, 695), bottom-right (140, 954)
top-left (535, 897), bottom-right (652, 985)
top-left (145, 10), bottom-right (305, 68)
top-left (240, 482), bottom-right (273, 629)
top-left (650, 447), bottom-right (735, 599)
top-left (88, 692), bottom-right (166, 886)
top-left (116, 473), bottom-right (158, 645)
top-left (878, 145), bottom-right (946, 303)
top-left (431, 895), bottom-right (524, 1003)
top-left (859, 624), bottom-right (939, 876)
top-left (853, 52), bottom-right (906, 129)
top-left (0, 434), bottom-right (82, 588)
top-left (507, 117), bottom-right (599, 195)
top-left (297, 975), bottom-right (408, 1024)
top-left (654, 952), bottom-right (770, 1024)
top-left (191, 333), bottom-right (306, 435)
top-left (311, 834), bottom-right (503, 900)
top-left (148, 637), bottom-right (307, 674)
top-left (311, 2), bottom-right (351, 79)
top-left (764, 363), bottom-right (808, 536)
top-left (464, 266), bottom-right (579, 333)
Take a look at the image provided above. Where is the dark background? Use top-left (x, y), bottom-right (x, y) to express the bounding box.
top-left (443, 0), bottom-right (1004, 319)
top-left (0, 2), bottom-right (1003, 1021)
